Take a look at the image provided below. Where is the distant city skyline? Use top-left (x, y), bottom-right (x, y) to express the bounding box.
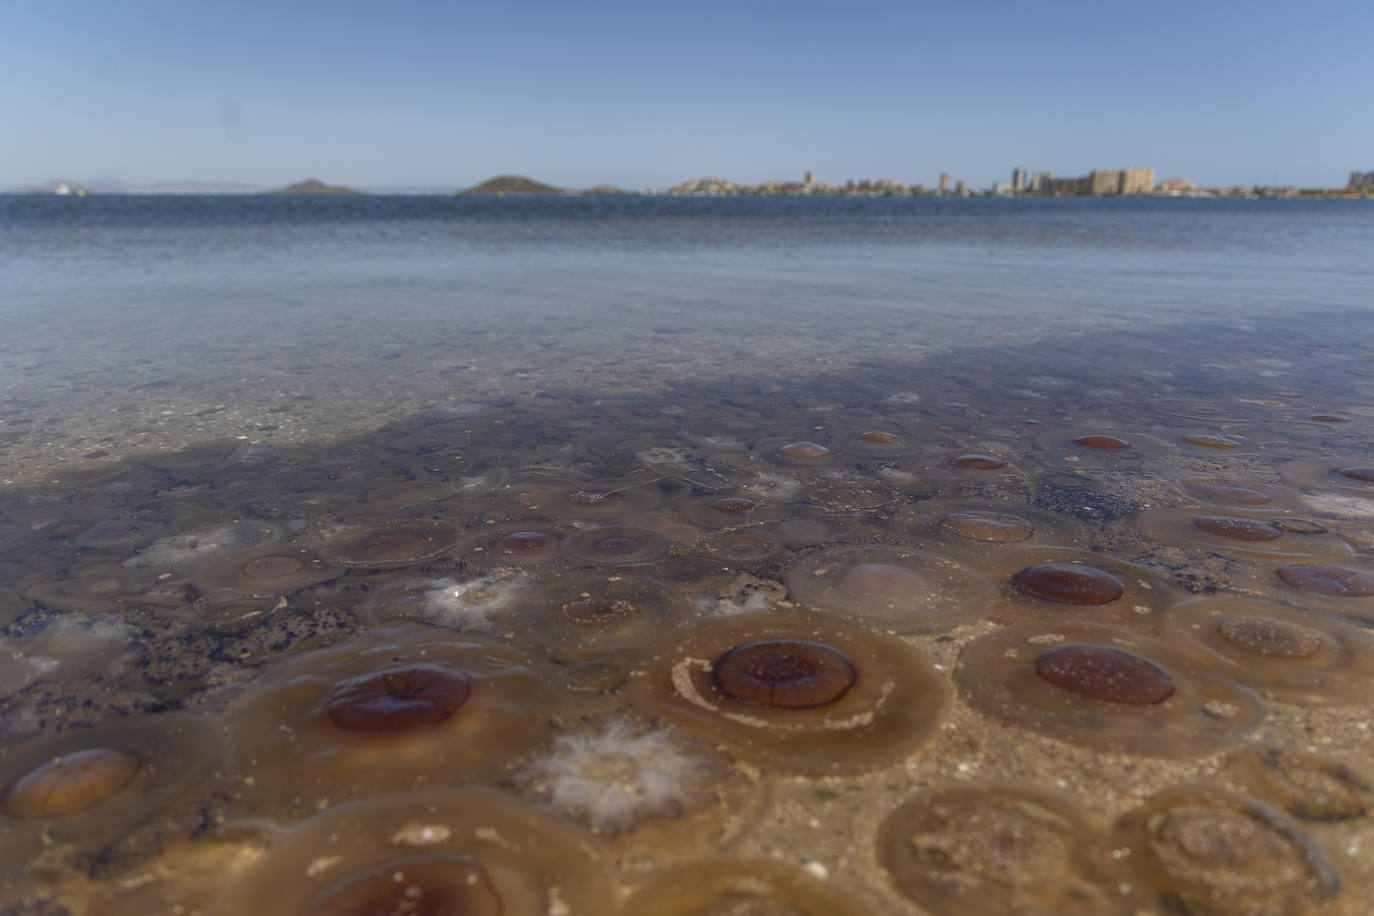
top-left (3, 0), bottom-right (1371, 191)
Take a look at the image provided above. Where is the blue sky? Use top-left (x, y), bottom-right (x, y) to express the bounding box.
top-left (2, 0), bottom-right (1370, 190)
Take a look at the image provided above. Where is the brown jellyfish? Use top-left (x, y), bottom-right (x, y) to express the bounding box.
top-left (1075, 434), bottom-right (1132, 450)
top-left (772, 440), bottom-right (834, 463)
top-left (984, 548), bottom-right (1176, 629)
top-left (191, 544), bottom-right (338, 600)
top-left (877, 785), bottom-right (1133, 916)
top-left (222, 633), bottom-right (562, 813)
top-left (1134, 508), bottom-right (1348, 558)
top-left (954, 622), bottom-right (1265, 757)
top-left (1230, 746), bottom-right (1373, 822)
top-left (627, 613), bottom-right (949, 774)
top-left (22, 562), bottom-right (189, 615)
top-left (0, 714), bottom-right (227, 867)
top-left (1275, 563), bottom-right (1374, 599)
top-left (898, 498), bottom-right (1090, 552)
top-left (1179, 432), bottom-right (1246, 450)
top-left (73, 517), bottom-right (167, 552)
top-left (1174, 476), bottom-right (1305, 512)
top-left (804, 469), bottom-right (893, 512)
top-left (680, 491), bottom-right (787, 530)
top-left (1160, 597), bottom-right (1374, 704)
top-left (564, 525), bottom-right (671, 565)
top-left (1034, 429), bottom-right (1171, 466)
top-left (686, 531), bottom-right (785, 566)
top-left (1280, 458), bottom-right (1374, 496)
top-left (499, 470), bottom-right (666, 521)
top-left (204, 788), bottom-right (616, 916)
top-left (501, 569), bottom-right (692, 658)
top-left (835, 426), bottom-right (915, 459)
top-left (1012, 564), bottom-right (1124, 605)
top-left (783, 544), bottom-right (994, 633)
top-left (949, 452), bottom-right (1009, 471)
top-left (320, 520), bottom-right (460, 569)
top-left (1111, 786), bottom-right (1350, 916)
top-left (455, 522), bottom-right (569, 569)
top-left (619, 859), bottom-right (872, 916)
top-left (942, 509), bottom-right (1035, 541)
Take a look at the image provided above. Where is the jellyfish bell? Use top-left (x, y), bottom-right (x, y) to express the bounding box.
top-left (711, 639), bottom-right (857, 709)
top-left (564, 525), bottom-right (672, 565)
top-left (192, 544), bottom-right (338, 600)
top-left (1011, 563), bottom-right (1124, 605)
top-left (502, 570), bottom-right (689, 657)
top-left (455, 522), bottom-right (568, 570)
top-left (955, 622), bottom-right (1265, 757)
top-left (0, 714), bottom-right (227, 867)
top-left (878, 785), bottom-right (1132, 916)
top-left (1230, 745), bottom-right (1373, 822)
top-left (628, 613), bottom-right (949, 774)
top-left (1034, 428), bottom-right (1172, 466)
top-left (1111, 787), bottom-right (1348, 916)
top-left (784, 544), bottom-right (993, 633)
top-left (1281, 458), bottom-right (1374, 496)
top-left (1134, 508), bottom-right (1349, 559)
top-left (897, 498), bottom-right (1090, 556)
top-left (1160, 597), bottom-right (1374, 704)
top-left (982, 547), bottom-right (1177, 630)
top-left (21, 564), bottom-right (169, 616)
top-left (204, 788), bottom-right (616, 916)
top-left (222, 633), bottom-right (564, 813)
top-left (498, 470), bottom-right (666, 522)
top-left (321, 520), bottom-right (460, 569)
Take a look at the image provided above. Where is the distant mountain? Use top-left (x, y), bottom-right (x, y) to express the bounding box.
top-left (583, 184), bottom-right (631, 196)
top-left (264, 178), bottom-right (361, 195)
top-left (458, 175), bottom-right (565, 196)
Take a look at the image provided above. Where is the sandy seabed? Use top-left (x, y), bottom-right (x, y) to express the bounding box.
top-left (2, 310), bottom-right (1374, 916)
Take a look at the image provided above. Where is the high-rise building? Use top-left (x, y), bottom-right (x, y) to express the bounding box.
top-left (804, 171), bottom-right (815, 188)
top-left (1031, 171), bottom-right (1052, 192)
top-left (1012, 168), bottom-right (1027, 192)
top-left (1041, 175), bottom-right (1092, 195)
top-left (955, 179), bottom-right (967, 195)
top-left (1349, 171), bottom-right (1374, 189)
top-left (1119, 168), bottom-right (1156, 195)
top-left (1090, 170), bottom-right (1122, 195)
top-left (939, 173), bottom-right (951, 193)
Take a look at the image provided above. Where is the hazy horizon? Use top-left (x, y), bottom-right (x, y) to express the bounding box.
top-left (3, 0), bottom-right (1372, 192)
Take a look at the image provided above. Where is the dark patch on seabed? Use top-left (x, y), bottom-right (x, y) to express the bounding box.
top-left (2, 311), bottom-right (1374, 914)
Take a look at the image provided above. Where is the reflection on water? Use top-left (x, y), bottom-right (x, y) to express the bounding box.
top-left (1, 198), bottom-right (1374, 913)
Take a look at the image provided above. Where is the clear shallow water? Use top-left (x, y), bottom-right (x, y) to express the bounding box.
top-left (3, 195), bottom-right (1372, 477)
top-left (2, 196), bottom-right (1374, 915)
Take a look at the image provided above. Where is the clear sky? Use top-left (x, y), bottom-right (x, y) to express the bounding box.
top-left (2, 0), bottom-right (1370, 191)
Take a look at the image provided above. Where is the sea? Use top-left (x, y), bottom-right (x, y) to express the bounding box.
top-left (1, 194), bottom-right (1373, 915)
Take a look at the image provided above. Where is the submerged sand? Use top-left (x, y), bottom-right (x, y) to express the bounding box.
top-left (2, 311), bottom-right (1373, 915)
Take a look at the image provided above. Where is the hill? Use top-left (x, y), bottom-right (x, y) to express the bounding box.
top-left (265, 178), bottom-right (361, 195)
top-left (458, 175), bottom-right (565, 196)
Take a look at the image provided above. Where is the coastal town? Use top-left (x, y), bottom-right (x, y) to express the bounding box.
top-left (660, 168), bottom-right (1374, 199)
top-left (16, 169), bottom-right (1374, 199)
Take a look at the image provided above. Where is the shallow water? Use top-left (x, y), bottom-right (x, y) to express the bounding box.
top-left (2, 196), bottom-right (1373, 914)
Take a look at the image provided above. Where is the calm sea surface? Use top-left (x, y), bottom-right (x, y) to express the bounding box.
top-left (3, 194), bottom-right (1372, 471)
top-left (2, 195), bottom-right (1374, 914)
